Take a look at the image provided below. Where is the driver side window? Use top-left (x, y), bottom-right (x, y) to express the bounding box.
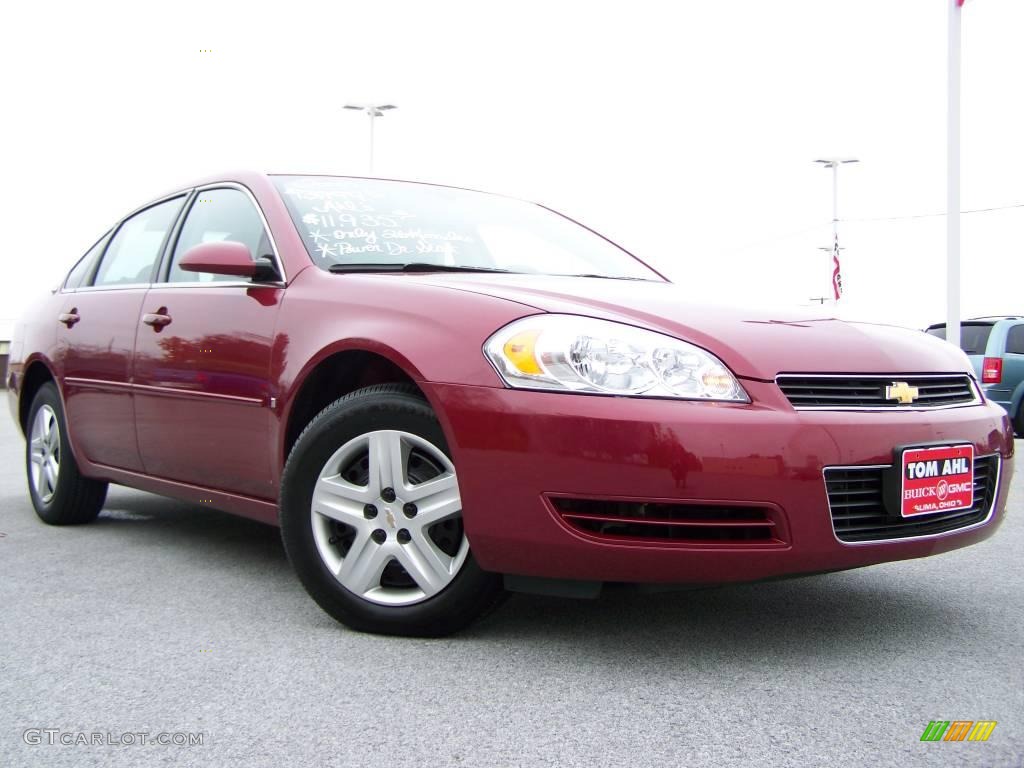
top-left (167, 188), bottom-right (271, 282)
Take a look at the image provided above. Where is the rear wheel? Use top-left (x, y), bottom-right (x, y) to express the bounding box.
top-left (26, 382), bottom-right (107, 525)
top-left (1014, 400), bottom-right (1024, 438)
top-left (280, 384), bottom-right (503, 636)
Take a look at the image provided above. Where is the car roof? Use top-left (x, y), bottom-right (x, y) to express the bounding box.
top-left (156, 171), bottom-right (513, 203)
top-left (926, 320), bottom-right (997, 329)
top-left (926, 317), bottom-right (1023, 330)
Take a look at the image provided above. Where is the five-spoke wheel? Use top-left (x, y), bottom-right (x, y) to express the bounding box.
top-left (311, 429), bottom-right (468, 605)
top-left (29, 404), bottom-right (61, 503)
top-left (280, 384), bottom-right (503, 636)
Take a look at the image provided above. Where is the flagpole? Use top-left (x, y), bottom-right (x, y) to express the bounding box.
top-left (832, 162), bottom-right (839, 299)
top-left (832, 161), bottom-right (839, 245)
top-left (946, 0), bottom-right (962, 348)
top-left (814, 158), bottom-right (858, 302)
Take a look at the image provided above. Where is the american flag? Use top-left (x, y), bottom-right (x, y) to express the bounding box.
top-left (831, 233), bottom-right (843, 301)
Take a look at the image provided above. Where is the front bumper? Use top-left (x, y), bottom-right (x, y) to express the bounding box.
top-left (427, 380), bottom-right (1015, 584)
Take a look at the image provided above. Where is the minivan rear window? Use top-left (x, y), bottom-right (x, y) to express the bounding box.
top-left (925, 323), bottom-right (994, 355)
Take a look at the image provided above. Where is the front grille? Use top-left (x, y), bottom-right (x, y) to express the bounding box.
top-left (550, 497), bottom-right (787, 546)
top-left (777, 375), bottom-right (977, 409)
top-left (825, 455), bottom-right (999, 543)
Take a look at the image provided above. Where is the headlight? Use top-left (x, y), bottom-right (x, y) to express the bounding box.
top-left (484, 315), bottom-right (749, 401)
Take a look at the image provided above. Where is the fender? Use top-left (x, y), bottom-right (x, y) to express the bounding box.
top-left (12, 353), bottom-right (107, 486)
top-left (276, 337), bottom-right (431, 472)
top-left (270, 266), bottom-right (540, 484)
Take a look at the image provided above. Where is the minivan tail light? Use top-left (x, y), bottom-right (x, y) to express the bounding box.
top-left (981, 357), bottom-right (1003, 384)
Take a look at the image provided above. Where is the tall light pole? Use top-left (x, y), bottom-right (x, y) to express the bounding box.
top-left (947, 0), bottom-right (964, 348)
top-left (343, 103), bottom-right (398, 175)
top-left (814, 158), bottom-right (859, 302)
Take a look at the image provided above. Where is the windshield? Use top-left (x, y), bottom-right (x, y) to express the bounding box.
top-left (272, 176), bottom-right (663, 280)
top-left (926, 323), bottom-right (994, 355)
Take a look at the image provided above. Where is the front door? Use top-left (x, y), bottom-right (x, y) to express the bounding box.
top-left (132, 186), bottom-right (284, 499)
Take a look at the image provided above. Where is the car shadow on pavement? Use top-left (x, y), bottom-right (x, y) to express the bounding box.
top-left (468, 575), bottom-right (975, 665)
top-left (90, 488), bottom-right (981, 663)
top-left (93, 488), bottom-right (289, 570)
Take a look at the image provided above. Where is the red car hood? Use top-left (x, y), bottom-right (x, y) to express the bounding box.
top-left (412, 273), bottom-right (970, 380)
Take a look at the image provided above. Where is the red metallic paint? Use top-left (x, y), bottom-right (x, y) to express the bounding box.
top-left (58, 288), bottom-right (149, 471)
top-left (178, 240), bottom-right (260, 277)
top-left (269, 266), bottom-right (536, 472)
top-left (133, 284), bottom-right (283, 498)
top-left (408, 273), bottom-right (974, 379)
top-left (425, 381), bottom-right (1012, 582)
top-left (5, 171), bottom-right (1015, 586)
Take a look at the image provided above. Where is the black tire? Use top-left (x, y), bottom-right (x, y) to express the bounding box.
top-left (25, 382), bottom-right (108, 525)
top-left (1014, 401), bottom-right (1024, 438)
top-left (280, 384), bottom-right (504, 637)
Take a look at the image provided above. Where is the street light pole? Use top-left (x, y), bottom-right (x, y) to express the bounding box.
top-left (343, 103), bottom-right (398, 175)
top-left (947, 0), bottom-right (963, 348)
top-left (814, 158), bottom-right (859, 302)
top-left (369, 113), bottom-right (375, 173)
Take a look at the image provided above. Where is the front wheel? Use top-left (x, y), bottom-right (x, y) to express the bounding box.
top-left (280, 384), bottom-right (504, 636)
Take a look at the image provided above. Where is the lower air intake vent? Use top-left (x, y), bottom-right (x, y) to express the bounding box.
top-left (825, 455), bottom-right (999, 543)
top-left (549, 497), bottom-right (788, 546)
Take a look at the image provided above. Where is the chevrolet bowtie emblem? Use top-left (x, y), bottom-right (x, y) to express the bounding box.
top-left (885, 381), bottom-right (920, 404)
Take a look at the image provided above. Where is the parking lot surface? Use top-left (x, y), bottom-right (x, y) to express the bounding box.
top-left (0, 414), bottom-right (1020, 767)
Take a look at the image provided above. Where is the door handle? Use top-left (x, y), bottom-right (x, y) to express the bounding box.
top-left (58, 309), bottom-right (80, 328)
top-left (142, 309), bottom-right (172, 329)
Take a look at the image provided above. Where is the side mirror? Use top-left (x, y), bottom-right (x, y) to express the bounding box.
top-left (178, 241), bottom-right (279, 281)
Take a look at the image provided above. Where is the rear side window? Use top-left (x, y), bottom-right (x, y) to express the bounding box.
top-left (959, 324), bottom-right (995, 355)
top-left (92, 197), bottom-right (185, 287)
top-left (64, 233), bottom-right (109, 290)
top-left (929, 323), bottom-right (994, 354)
top-left (1006, 325), bottom-right (1024, 355)
top-left (166, 188), bottom-right (270, 283)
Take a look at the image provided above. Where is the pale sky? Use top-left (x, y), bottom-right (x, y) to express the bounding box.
top-left (2, 0), bottom-right (1021, 335)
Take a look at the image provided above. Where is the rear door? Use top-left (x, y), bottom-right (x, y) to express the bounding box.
top-left (132, 184), bottom-right (285, 499)
top-left (58, 195), bottom-right (186, 471)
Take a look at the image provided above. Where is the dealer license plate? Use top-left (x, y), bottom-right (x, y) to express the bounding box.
top-left (900, 444), bottom-right (974, 518)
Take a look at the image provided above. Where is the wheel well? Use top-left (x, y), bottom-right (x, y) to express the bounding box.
top-left (18, 361), bottom-right (56, 433)
top-left (283, 350), bottom-right (423, 465)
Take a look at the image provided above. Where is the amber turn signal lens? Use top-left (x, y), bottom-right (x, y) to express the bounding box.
top-left (702, 371), bottom-right (736, 396)
top-left (503, 330), bottom-right (543, 375)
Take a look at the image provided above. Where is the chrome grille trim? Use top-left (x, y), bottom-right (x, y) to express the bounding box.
top-left (776, 373), bottom-right (980, 411)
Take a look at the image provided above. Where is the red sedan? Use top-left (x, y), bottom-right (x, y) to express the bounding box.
top-left (6, 172), bottom-right (1015, 636)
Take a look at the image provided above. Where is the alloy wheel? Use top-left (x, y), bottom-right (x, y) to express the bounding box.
top-left (29, 404), bottom-right (61, 503)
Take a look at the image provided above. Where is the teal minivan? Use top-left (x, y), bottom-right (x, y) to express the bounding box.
top-left (927, 316), bottom-right (1024, 435)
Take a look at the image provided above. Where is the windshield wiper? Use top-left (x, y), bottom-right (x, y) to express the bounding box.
top-left (327, 262), bottom-right (514, 274)
top-left (569, 273), bottom-right (654, 281)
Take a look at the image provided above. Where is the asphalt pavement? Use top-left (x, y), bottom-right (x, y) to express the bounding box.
top-left (0, 413), bottom-right (1021, 768)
